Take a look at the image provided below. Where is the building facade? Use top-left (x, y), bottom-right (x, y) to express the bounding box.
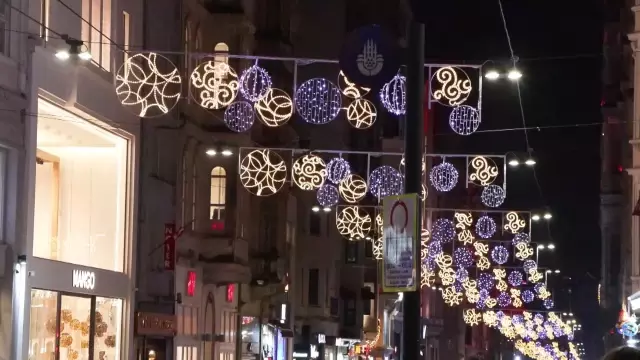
top-left (0, 0), bottom-right (145, 359)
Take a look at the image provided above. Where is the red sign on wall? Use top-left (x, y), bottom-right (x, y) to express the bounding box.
top-left (226, 284), bottom-right (235, 302)
top-left (164, 224), bottom-right (176, 271)
top-left (187, 271), bottom-right (196, 297)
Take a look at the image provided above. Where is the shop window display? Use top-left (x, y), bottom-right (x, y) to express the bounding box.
top-left (28, 289), bottom-right (123, 360)
top-left (33, 99), bottom-right (129, 272)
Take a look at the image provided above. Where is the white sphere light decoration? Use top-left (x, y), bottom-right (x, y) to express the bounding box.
top-left (449, 105), bottom-right (481, 135)
top-left (369, 165), bottom-right (404, 198)
top-left (379, 74), bottom-right (406, 115)
top-left (490, 245), bottom-right (509, 265)
top-left (475, 215), bottom-right (496, 239)
top-left (429, 161), bottom-right (459, 192)
top-left (326, 158), bottom-right (351, 184)
top-left (295, 78), bottom-right (342, 124)
top-left (223, 101), bottom-right (255, 132)
top-left (239, 63), bottom-right (272, 102)
top-left (316, 184), bottom-right (340, 208)
top-left (481, 185), bottom-right (506, 208)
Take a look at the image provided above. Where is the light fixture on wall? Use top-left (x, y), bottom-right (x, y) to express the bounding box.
top-left (205, 145), bottom-right (234, 157)
top-left (55, 35), bottom-right (92, 61)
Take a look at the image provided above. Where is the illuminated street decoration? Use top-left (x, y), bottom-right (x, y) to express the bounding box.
top-left (239, 63), bottom-right (272, 102)
top-left (337, 70), bottom-right (371, 99)
top-left (430, 161), bottom-right (459, 192)
top-left (338, 174), bottom-right (368, 203)
top-left (239, 149), bottom-right (287, 196)
top-left (190, 61), bottom-right (238, 109)
top-left (346, 98), bottom-right (377, 129)
top-left (336, 206), bottom-right (371, 240)
top-left (115, 53), bottom-right (181, 117)
top-left (449, 105), bottom-right (481, 135)
top-left (431, 66), bottom-right (472, 107)
top-left (468, 156), bottom-right (499, 186)
top-left (481, 185), bottom-right (506, 208)
top-left (291, 154), bottom-right (327, 191)
top-left (254, 88), bottom-right (294, 127)
top-left (379, 74), bottom-right (406, 115)
top-left (503, 212), bottom-right (526, 234)
top-left (224, 101), bottom-right (255, 132)
top-left (295, 78), bottom-right (342, 124)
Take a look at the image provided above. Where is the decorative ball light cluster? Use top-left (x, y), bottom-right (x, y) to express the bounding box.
top-left (431, 218), bottom-right (456, 243)
top-left (317, 184), bottom-right (340, 208)
top-left (490, 245), bottom-right (509, 265)
top-left (239, 63), bottom-right (273, 102)
top-left (449, 105), bottom-right (481, 135)
top-left (475, 215), bottom-right (496, 239)
top-left (379, 74), bottom-right (406, 115)
top-left (326, 158), bottom-right (352, 184)
top-left (368, 166), bottom-right (404, 198)
top-left (291, 154), bottom-right (327, 191)
top-left (295, 78), bottom-right (342, 124)
top-left (224, 101), bottom-right (255, 132)
top-left (481, 185), bottom-right (506, 208)
top-left (430, 161), bottom-right (459, 192)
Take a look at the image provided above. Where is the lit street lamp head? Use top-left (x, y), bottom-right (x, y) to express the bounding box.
top-left (485, 70), bottom-right (500, 80)
top-left (508, 69), bottom-right (523, 80)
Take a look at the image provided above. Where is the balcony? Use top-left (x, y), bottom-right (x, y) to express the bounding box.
top-left (194, 234), bottom-right (250, 284)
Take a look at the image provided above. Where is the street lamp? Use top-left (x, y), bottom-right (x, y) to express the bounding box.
top-left (537, 244), bottom-right (555, 250)
top-left (507, 69), bottom-right (523, 80)
top-left (484, 68), bottom-right (523, 82)
top-left (205, 145), bottom-right (234, 157)
top-left (55, 35), bottom-right (92, 61)
top-left (532, 212), bottom-right (552, 222)
top-left (507, 154), bottom-right (536, 167)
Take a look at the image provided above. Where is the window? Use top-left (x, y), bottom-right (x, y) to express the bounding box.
top-left (122, 11), bottom-right (130, 64)
top-left (34, 99), bottom-right (128, 272)
top-left (308, 268), bottom-right (319, 306)
top-left (29, 290), bottom-right (123, 360)
top-left (345, 240), bottom-right (358, 264)
top-left (177, 305), bottom-right (199, 335)
top-left (40, 0), bottom-right (50, 41)
top-left (214, 42), bottom-right (229, 65)
top-left (177, 346), bottom-right (198, 360)
top-left (210, 167), bottom-right (226, 229)
top-left (82, 0), bottom-right (112, 71)
top-left (343, 298), bottom-right (356, 326)
top-left (309, 212), bottom-right (321, 236)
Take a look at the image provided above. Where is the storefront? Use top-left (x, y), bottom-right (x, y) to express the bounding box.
top-left (241, 317), bottom-right (289, 360)
top-left (27, 260), bottom-right (129, 360)
top-left (16, 94), bottom-right (136, 360)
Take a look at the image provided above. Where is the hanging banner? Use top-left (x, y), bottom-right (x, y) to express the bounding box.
top-left (381, 193), bottom-right (419, 292)
top-left (164, 224), bottom-right (176, 270)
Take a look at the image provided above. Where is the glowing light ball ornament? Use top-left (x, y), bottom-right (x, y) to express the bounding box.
top-left (338, 174), bottom-right (368, 203)
top-left (481, 185), bottom-right (506, 208)
top-left (427, 241), bottom-right (443, 258)
top-left (508, 271), bottom-right (524, 287)
top-left (449, 105), bottom-right (481, 135)
top-left (455, 268), bottom-right (469, 282)
top-left (316, 184), bottom-right (339, 208)
top-left (295, 78), bottom-right (342, 124)
top-left (453, 247), bottom-right (474, 268)
top-left (497, 292), bottom-right (511, 307)
top-left (430, 161), bottom-right (459, 192)
top-left (475, 215), bottom-right (497, 239)
top-left (512, 233), bottom-right (530, 245)
top-left (223, 101), bottom-right (255, 132)
top-left (379, 74), bottom-right (406, 115)
top-left (368, 165), bottom-right (404, 198)
top-left (543, 298), bottom-right (554, 310)
top-left (325, 158), bottom-right (351, 184)
top-left (523, 260), bottom-right (537, 273)
top-left (431, 218), bottom-right (456, 243)
top-left (478, 273), bottom-right (495, 290)
top-left (239, 63), bottom-right (272, 102)
top-left (491, 245), bottom-right (509, 265)
top-left (291, 154), bottom-right (327, 191)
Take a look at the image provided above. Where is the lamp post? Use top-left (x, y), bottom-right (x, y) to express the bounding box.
top-left (401, 17), bottom-right (424, 360)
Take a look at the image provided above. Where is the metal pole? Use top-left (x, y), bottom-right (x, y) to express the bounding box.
top-left (236, 284), bottom-right (243, 360)
top-left (258, 298), bottom-right (264, 360)
top-left (402, 20), bottom-right (425, 360)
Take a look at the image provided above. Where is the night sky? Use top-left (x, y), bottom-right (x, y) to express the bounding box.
top-left (422, 0), bottom-right (603, 356)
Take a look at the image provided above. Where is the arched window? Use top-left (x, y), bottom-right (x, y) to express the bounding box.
top-left (210, 167), bottom-right (227, 225)
top-left (214, 42), bottom-right (229, 65)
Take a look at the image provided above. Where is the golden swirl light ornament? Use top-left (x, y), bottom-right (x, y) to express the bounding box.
top-left (239, 149), bottom-right (288, 196)
top-left (255, 88), bottom-right (294, 127)
top-left (468, 156), bottom-right (499, 186)
top-left (115, 53), bottom-right (182, 117)
top-left (338, 70), bottom-right (371, 99)
top-left (291, 154), bottom-right (327, 190)
top-left (504, 212), bottom-right (526, 234)
top-left (431, 66), bottom-right (472, 107)
top-left (372, 238), bottom-right (383, 260)
top-left (190, 61), bottom-right (238, 109)
top-left (463, 309), bottom-right (482, 326)
top-left (346, 98), bottom-right (377, 129)
top-left (339, 174), bottom-right (368, 203)
top-left (336, 206), bottom-right (371, 239)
